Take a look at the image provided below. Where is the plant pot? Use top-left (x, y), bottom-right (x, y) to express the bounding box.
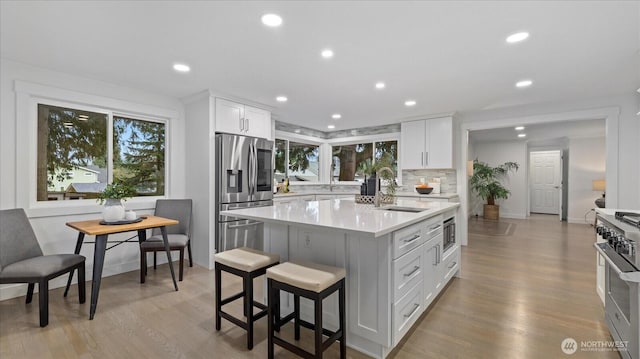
top-left (102, 198), bottom-right (125, 222)
top-left (483, 204), bottom-right (499, 220)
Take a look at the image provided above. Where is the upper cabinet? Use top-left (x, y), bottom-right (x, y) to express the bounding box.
top-left (401, 116), bottom-right (453, 169)
top-left (215, 98), bottom-right (272, 140)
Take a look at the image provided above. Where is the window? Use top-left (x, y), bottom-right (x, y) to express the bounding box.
top-left (332, 140), bottom-right (398, 182)
top-left (36, 103), bottom-right (166, 201)
top-left (274, 138), bottom-right (320, 182)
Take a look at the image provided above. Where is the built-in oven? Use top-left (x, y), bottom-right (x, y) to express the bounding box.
top-left (443, 216), bottom-right (456, 253)
top-left (595, 212), bottom-right (640, 359)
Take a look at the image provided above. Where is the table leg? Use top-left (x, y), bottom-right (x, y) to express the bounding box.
top-left (138, 229), bottom-right (147, 283)
top-left (161, 226), bottom-right (179, 291)
top-left (89, 234), bottom-right (108, 320)
top-left (64, 232), bottom-right (85, 297)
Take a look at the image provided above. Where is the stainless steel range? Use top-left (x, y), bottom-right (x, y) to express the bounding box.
top-left (595, 210), bottom-right (640, 359)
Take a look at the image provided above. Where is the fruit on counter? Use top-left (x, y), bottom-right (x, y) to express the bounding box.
top-left (416, 183), bottom-right (432, 189)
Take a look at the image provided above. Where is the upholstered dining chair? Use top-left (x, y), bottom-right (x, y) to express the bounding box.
top-left (139, 199), bottom-right (193, 282)
top-left (0, 208), bottom-right (86, 327)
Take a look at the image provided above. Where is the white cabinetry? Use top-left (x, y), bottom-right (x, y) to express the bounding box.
top-left (596, 217), bottom-right (605, 305)
top-left (401, 117), bottom-right (453, 169)
top-left (215, 98), bottom-right (272, 139)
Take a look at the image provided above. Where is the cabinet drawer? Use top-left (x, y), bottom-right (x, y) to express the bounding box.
top-left (393, 244), bottom-right (425, 302)
top-left (392, 222), bottom-right (425, 259)
top-left (442, 246), bottom-right (460, 283)
top-left (392, 280), bottom-right (423, 346)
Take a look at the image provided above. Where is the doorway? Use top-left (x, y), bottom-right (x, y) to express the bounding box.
top-left (529, 150), bottom-right (565, 220)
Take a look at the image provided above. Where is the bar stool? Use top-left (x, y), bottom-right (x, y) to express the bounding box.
top-left (267, 260), bottom-right (346, 359)
top-left (214, 247), bottom-right (280, 350)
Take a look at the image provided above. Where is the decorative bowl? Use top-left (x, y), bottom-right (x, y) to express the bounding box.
top-left (415, 187), bottom-right (433, 194)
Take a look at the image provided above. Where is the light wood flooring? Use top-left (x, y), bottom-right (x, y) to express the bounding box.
top-left (0, 215), bottom-right (619, 358)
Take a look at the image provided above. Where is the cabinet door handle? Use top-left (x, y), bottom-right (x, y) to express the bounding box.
top-left (421, 152), bottom-right (424, 167)
top-left (239, 118), bottom-right (244, 131)
top-left (404, 303), bottom-right (420, 318)
top-left (404, 265), bottom-right (420, 277)
top-left (448, 261), bottom-right (457, 269)
top-left (403, 234), bottom-right (421, 243)
top-left (426, 151), bottom-right (429, 166)
top-left (245, 118), bottom-right (249, 132)
top-left (429, 224), bottom-right (441, 231)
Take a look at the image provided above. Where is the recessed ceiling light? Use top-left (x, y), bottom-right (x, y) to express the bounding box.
top-left (276, 96), bottom-right (288, 102)
top-left (404, 100), bottom-right (416, 107)
top-left (321, 49), bottom-right (334, 58)
top-left (332, 113), bottom-right (342, 119)
top-left (518, 133), bottom-right (527, 138)
top-left (327, 125), bottom-right (336, 129)
top-left (261, 14), bottom-right (282, 27)
top-left (516, 80), bottom-right (533, 88)
top-left (515, 126), bottom-right (525, 131)
top-left (294, 129), bottom-right (301, 134)
top-left (173, 63), bottom-right (190, 73)
top-left (506, 32), bottom-right (529, 43)
top-left (375, 82), bottom-right (385, 89)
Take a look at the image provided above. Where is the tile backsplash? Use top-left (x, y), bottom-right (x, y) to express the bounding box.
top-left (401, 169), bottom-right (457, 193)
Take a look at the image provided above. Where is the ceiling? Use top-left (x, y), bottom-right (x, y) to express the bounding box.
top-left (1, 1), bottom-right (638, 132)
top-left (469, 118), bottom-right (605, 144)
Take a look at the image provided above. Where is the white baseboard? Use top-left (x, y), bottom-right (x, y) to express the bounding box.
top-left (0, 256), bottom-right (180, 302)
top-left (567, 217), bottom-right (591, 225)
top-left (500, 212), bottom-right (527, 219)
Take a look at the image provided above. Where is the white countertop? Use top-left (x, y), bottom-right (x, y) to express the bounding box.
top-left (221, 198), bottom-right (459, 238)
top-left (274, 191), bottom-right (459, 199)
top-left (393, 191), bottom-right (459, 199)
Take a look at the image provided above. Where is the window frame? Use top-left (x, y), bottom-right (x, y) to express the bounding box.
top-left (274, 131), bottom-right (324, 185)
top-left (326, 132), bottom-right (402, 185)
top-left (15, 80), bottom-right (176, 217)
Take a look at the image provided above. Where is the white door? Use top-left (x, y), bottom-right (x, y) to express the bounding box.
top-left (530, 151), bottom-right (562, 215)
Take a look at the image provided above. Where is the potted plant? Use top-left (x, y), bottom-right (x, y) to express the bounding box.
top-left (98, 182), bottom-right (136, 222)
top-left (469, 159), bottom-right (519, 220)
top-left (362, 153), bottom-right (397, 197)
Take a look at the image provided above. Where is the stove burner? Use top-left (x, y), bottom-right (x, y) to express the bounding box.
top-left (615, 211), bottom-right (640, 229)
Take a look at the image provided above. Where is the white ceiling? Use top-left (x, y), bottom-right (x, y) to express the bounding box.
top-left (1, 1), bottom-right (638, 132)
top-left (469, 118), bottom-right (605, 144)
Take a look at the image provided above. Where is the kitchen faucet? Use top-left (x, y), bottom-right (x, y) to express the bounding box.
top-left (374, 167), bottom-right (394, 207)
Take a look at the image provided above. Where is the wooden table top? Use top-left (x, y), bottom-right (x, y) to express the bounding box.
top-left (66, 215), bottom-right (178, 235)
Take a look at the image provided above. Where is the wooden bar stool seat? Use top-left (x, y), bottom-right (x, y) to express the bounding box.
top-left (267, 260), bottom-right (346, 359)
top-left (215, 247), bottom-right (280, 350)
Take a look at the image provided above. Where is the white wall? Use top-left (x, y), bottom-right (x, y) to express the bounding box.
top-left (567, 136), bottom-right (606, 223)
top-left (0, 59), bottom-right (186, 300)
top-left (471, 141), bottom-right (528, 219)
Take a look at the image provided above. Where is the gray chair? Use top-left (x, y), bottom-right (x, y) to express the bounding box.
top-left (0, 208), bottom-right (86, 327)
top-left (139, 199), bottom-right (193, 282)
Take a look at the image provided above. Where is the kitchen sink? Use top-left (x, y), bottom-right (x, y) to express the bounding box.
top-left (383, 206), bottom-right (427, 213)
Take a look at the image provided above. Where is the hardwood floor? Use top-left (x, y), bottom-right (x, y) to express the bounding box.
top-left (0, 215), bottom-right (618, 358)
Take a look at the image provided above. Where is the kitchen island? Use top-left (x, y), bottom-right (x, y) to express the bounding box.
top-left (221, 198), bottom-right (460, 358)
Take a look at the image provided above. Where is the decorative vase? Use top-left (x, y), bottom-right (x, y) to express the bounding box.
top-left (483, 204), bottom-right (499, 220)
top-left (102, 198), bottom-right (125, 222)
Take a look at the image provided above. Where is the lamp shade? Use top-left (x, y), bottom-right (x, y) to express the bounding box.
top-left (592, 180), bottom-right (606, 191)
top-left (467, 160), bottom-right (474, 176)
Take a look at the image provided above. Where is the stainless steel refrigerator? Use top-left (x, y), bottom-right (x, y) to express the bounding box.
top-left (215, 133), bottom-right (273, 252)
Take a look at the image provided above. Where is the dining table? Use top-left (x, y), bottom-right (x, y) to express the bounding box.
top-left (63, 215), bottom-right (179, 319)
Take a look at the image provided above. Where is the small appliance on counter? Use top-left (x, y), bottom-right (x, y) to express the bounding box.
top-left (428, 177), bottom-right (441, 194)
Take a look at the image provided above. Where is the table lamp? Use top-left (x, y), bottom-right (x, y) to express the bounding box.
top-left (592, 179), bottom-right (606, 208)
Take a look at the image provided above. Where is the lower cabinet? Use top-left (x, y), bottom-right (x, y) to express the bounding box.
top-left (392, 280), bottom-right (424, 346)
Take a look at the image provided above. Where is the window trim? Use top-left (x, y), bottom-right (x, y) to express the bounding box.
top-left (15, 80), bottom-right (177, 218)
top-left (274, 131), bottom-right (323, 184)
top-left (327, 132), bottom-right (402, 185)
